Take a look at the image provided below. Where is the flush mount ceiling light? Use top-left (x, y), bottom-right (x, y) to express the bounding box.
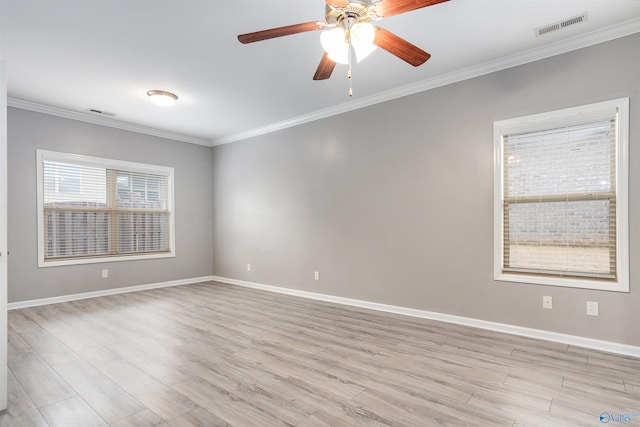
top-left (146, 90), bottom-right (178, 107)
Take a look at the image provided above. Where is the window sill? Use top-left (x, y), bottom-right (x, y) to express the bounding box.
top-left (38, 251), bottom-right (175, 268)
top-left (494, 271), bottom-right (628, 292)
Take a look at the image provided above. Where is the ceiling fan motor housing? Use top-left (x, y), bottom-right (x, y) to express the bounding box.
top-left (324, 0), bottom-right (381, 27)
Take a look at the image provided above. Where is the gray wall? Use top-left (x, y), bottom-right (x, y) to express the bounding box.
top-left (212, 33), bottom-right (640, 345)
top-left (8, 108), bottom-right (214, 302)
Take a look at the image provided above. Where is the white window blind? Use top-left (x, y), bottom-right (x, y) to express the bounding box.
top-left (503, 119), bottom-right (616, 278)
top-left (494, 98), bottom-right (629, 292)
top-left (37, 151), bottom-right (175, 267)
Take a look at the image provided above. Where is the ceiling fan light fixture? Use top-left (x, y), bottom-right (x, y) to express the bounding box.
top-left (237, 0), bottom-right (445, 83)
top-left (351, 22), bottom-right (377, 62)
top-left (320, 22), bottom-right (377, 65)
top-left (320, 27), bottom-right (349, 64)
top-left (146, 90), bottom-right (178, 107)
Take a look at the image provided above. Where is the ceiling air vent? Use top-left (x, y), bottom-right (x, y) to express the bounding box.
top-left (87, 108), bottom-right (116, 117)
top-left (535, 12), bottom-right (588, 37)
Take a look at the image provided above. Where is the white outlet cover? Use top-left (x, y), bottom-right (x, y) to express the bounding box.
top-left (543, 296), bottom-right (552, 309)
top-left (587, 301), bottom-right (599, 316)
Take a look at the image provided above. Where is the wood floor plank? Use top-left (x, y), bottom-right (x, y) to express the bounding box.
top-left (268, 375), bottom-right (392, 425)
top-left (39, 396), bottom-right (108, 427)
top-left (296, 410), bottom-right (382, 427)
top-left (7, 310), bottom-right (43, 333)
top-left (465, 383), bottom-right (555, 425)
top-left (353, 388), bottom-right (514, 426)
top-left (97, 358), bottom-right (172, 396)
top-left (235, 347), bottom-right (367, 400)
top-left (625, 381), bottom-right (640, 396)
top-left (8, 351), bottom-right (76, 408)
top-left (169, 406), bottom-right (231, 427)
top-left (549, 396), bottom-right (615, 426)
top-left (559, 377), bottom-right (640, 410)
top-left (8, 329), bottom-right (32, 355)
top-left (52, 359), bottom-right (145, 424)
top-left (107, 336), bottom-right (201, 368)
top-left (6, 281), bottom-right (640, 427)
top-left (117, 350), bottom-right (192, 386)
top-left (35, 322), bottom-right (118, 365)
top-left (171, 376), bottom-right (291, 427)
top-left (181, 360), bottom-right (315, 425)
top-left (1, 370), bottom-right (50, 427)
top-left (110, 409), bottom-right (170, 427)
top-left (97, 358), bottom-right (199, 420)
top-left (503, 373), bottom-right (563, 397)
top-left (182, 358), bottom-right (281, 390)
top-left (20, 328), bottom-right (81, 366)
top-left (132, 387), bottom-right (199, 422)
top-left (312, 347), bottom-right (477, 404)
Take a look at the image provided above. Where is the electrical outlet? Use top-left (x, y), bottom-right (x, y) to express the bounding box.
top-left (101, 269), bottom-right (108, 279)
top-left (247, 263), bottom-right (251, 272)
top-left (543, 296), bottom-right (552, 309)
top-left (314, 271), bottom-right (319, 281)
top-left (587, 301), bottom-right (599, 316)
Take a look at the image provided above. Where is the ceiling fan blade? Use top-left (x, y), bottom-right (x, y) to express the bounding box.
top-left (238, 22), bottom-right (323, 44)
top-left (373, 27), bottom-right (430, 66)
top-left (326, 0), bottom-right (349, 6)
top-left (313, 52), bottom-right (337, 80)
top-left (375, 0), bottom-right (449, 18)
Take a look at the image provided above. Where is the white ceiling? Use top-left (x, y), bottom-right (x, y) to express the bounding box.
top-left (1, 0), bottom-right (639, 146)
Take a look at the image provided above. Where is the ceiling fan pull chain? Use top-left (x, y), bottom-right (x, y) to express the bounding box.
top-left (347, 20), bottom-right (353, 97)
top-left (348, 54), bottom-right (353, 97)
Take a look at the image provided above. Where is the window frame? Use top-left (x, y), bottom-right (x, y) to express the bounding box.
top-left (37, 150), bottom-right (176, 267)
top-left (493, 98), bottom-right (629, 292)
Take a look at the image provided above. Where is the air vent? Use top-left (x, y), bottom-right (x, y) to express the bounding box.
top-left (535, 12), bottom-right (588, 37)
top-left (87, 108), bottom-right (116, 117)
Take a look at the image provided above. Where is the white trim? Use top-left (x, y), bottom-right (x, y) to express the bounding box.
top-left (213, 17), bottom-right (640, 145)
top-left (211, 276), bottom-right (640, 358)
top-left (36, 149), bottom-right (175, 178)
top-left (7, 276), bottom-right (214, 310)
top-left (0, 60), bottom-right (9, 410)
top-left (493, 98), bottom-right (630, 292)
top-left (7, 98), bottom-right (210, 146)
top-left (39, 252), bottom-right (177, 268)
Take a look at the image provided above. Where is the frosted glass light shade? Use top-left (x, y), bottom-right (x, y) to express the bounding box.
top-left (351, 23), bottom-right (377, 62)
top-left (320, 23), bottom-right (377, 65)
top-left (320, 27), bottom-right (349, 64)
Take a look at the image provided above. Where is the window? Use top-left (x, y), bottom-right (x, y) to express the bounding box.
top-left (37, 150), bottom-right (175, 267)
top-left (494, 98), bottom-right (629, 291)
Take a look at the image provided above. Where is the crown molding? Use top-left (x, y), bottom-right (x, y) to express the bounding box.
top-left (7, 98), bottom-right (211, 146)
top-left (8, 17), bottom-right (640, 147)
top-left (212, 16), bottom-right (640, 146)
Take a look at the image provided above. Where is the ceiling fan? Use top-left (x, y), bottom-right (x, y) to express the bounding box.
top-left (238, 0), bottom-right (449, 87)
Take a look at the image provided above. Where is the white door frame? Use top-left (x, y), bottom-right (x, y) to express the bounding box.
top-left (0, 60), bottom-right (8, 411)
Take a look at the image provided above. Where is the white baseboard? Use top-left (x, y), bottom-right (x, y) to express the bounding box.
top-left (211, 275), bottom-right (640, 358)
top-left (7, 276), bottom-right (215, 310)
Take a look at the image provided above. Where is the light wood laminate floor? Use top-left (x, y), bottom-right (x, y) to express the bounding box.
top-left (2, 281), bottom-right (640, 426)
